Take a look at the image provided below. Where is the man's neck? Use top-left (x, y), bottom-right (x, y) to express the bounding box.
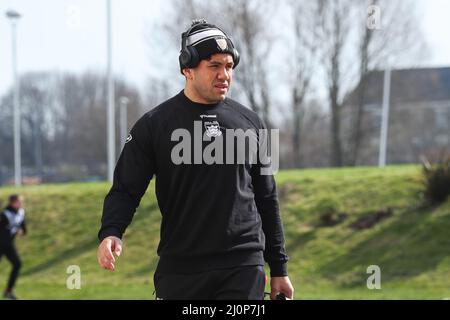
top-left (183, 87), bottom-right (218, 104)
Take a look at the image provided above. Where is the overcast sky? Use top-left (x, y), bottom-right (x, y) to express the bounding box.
top-left (0, 0), bottom-right (164, 97)
top-left (1, 0), bottom-right (450, 100)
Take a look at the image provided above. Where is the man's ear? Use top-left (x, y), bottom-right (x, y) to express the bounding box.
top-left (183, 68), bottom-right (194, 80)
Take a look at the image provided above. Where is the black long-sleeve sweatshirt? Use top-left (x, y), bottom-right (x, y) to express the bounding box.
top-left (0, 206), bottom-right (27, 244)
top-left (98, 90), bottom-right (289, 276)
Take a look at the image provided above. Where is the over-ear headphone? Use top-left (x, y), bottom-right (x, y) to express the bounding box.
top-left (179, 22), bottom-right (240, 74)
top-left (179, 24), bottom-right (201, 69)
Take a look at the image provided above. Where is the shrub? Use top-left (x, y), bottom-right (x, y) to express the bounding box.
top-left (314, 198), bottom-right (347, 227)
top-left (422, 155), bottom-right (450, 204)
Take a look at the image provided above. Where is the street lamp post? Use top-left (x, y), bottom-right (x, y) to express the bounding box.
top-left (378, 67), bottom-right (391, 167)
top-left (6, 10), bottom-right (22, 187)
top-left (106, 0), bottom-right (115, 182)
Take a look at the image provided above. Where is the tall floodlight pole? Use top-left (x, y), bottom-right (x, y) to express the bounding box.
top-left (6, 10), bottom-right (22, 186)
top-left (119, 96), bottom-right (129, 150)
top-left (106, 0), bottom-right (115, 182)
top-left (378, 67), bottom-right (391, 167)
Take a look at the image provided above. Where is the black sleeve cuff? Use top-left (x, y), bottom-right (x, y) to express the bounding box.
top-left (98, 227), bottom-right (123, 243)
top-left (268, 261), bottom-right (288, 277)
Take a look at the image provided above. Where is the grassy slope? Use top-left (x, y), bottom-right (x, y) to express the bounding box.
top-left (0, 165), bottom-right (449, 299)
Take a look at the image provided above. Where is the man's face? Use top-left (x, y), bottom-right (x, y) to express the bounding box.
top-left (11, 196), bottom-right (24, 210)
top-left (186, 53), bottom-right (234, 103)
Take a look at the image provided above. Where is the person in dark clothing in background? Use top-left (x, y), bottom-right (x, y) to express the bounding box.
top-left (97, 19), bottom-right (294, 300)
top-left (0, 194), bottom-right (27, 300)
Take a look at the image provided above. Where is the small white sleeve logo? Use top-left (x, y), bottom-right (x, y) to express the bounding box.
top-left (125, 134), bottom-right (132, 143)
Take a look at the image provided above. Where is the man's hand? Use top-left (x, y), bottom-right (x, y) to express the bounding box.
top-left (270, 276), bottom-right (294, 300)
top-left (97, 236), bottom-right (123, 271)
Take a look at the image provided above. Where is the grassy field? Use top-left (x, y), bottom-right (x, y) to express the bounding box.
top-left (0, 165), bottom-right (449, 299)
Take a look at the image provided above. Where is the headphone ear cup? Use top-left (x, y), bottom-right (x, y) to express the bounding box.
top-left (186, 46), bottom-right (199, 68)
top-left (180, 49), bottom-right (191, 69)
top-left (232, 48), bottom-right (240, 68)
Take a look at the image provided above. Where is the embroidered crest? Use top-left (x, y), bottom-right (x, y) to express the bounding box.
top-left (216, 38), bottom-right (228, 51)
top-left (204, 121), bottom-right (222, 138)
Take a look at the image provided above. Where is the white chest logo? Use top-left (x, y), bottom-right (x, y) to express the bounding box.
top-left (204, 121), bottom-right (222, 138)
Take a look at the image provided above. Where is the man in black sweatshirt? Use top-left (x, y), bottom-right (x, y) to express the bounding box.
top-left (0, 194), bottom-right (27, 300)
top-left (97, 19), bottom-right (294, 300)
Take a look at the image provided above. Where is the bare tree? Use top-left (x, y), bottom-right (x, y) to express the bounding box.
top-left (348, 0), bottom-right (378, 166)
top-left (0, 72), bottom-right (56, 178)
top-left (287, 0), bottom-right (321, 167)
top-left (150, 0), bottom-right (278, 126)
top-left (0, 71), bottom-right (144, 184)
top-left (221, 0), bottom-right (278, 127)
top-left (316, 0), bottom-right (355, 167)
top-left (347, 0), bottom-right (426, 166)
